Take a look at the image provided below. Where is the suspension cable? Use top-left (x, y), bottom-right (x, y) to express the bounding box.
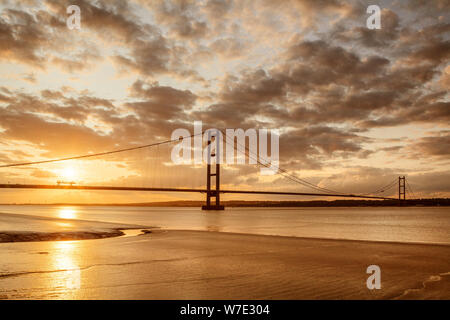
top-left (0, 132), bottom-right (204, 168)
top-left (221, 129), bottom-right (399, 196)
top-left (406, 179), bottom-right (417, 200)
top-left (221, 130), bottom-right (348, 194)
top-left (1, 128), bottom-right (402, 198)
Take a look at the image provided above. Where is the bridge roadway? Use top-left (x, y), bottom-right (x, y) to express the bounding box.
top-left (0, 184), bottom-right (396, 200)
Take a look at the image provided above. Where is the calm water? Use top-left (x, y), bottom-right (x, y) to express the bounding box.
top-left (0, 205), bottom-right (449, 245)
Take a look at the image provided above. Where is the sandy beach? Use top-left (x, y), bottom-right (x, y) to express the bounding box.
top-left (1, 226), bottom-right (449, 299)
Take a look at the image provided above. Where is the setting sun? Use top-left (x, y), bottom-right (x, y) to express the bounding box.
top-left (62, 166), bottom-right (76, 181)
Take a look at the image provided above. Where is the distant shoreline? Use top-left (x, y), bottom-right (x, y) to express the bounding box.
top-left (0, 198), bottom-right (449, 207)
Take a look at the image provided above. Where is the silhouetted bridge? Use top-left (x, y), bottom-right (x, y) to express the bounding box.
top-left (0, 183), bottom-right (397, 203)
top-left (0, 132), bottom-right (411, 210)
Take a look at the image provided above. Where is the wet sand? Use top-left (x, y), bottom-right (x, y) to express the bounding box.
top-left (0, 212), bottom-right (148, 242)
top-left (1, 230), bottom-right (449, 299)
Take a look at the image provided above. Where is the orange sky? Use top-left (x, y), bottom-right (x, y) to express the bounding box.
top-left (0, 0), bottom-right (449, 203)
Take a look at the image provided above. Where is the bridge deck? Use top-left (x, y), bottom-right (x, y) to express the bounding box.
top-left (0, 184), bottom-right (395, 200)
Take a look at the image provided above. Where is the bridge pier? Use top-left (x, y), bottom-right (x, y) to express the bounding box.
top-left (202, 162), bottom-right (224, 210)
top-left (398, 176), bottom-right (406, 201)
top-left (202, 135), bottom-right (224, 211)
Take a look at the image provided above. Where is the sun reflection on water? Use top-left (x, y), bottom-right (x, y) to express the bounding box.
top-left (51, 241), bottom-right (81, 295)
top-left (58, 207), bottom-right (77, 219)
top-left (56, 222), bottom-right (73, 228)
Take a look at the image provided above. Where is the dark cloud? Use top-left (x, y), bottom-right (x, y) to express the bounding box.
top-left (46, 0), bottom-right (147, 43)
top-left (0, 9), bottom-right (50, 66)
top-left (334, 9), bottom-right (401, 48)
top-left (407, 131), bottom-right (450, 158)
top-left (127, 80), bottom-right (196, 120)
top-left (197, 36), bottom-right (447, 131)
top-left (403, 39), bottom-right (450, 65)
top-left (278, 126), bottom-right (373, 167)
top-left (112, 38), bottom-right (171, 76)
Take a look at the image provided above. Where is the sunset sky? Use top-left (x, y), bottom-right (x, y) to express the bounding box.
top-left (0, 0), bottom-right (449, 203)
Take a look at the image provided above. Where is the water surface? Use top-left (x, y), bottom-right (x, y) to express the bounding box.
top-left (0, 205), bottom-right (449, 245)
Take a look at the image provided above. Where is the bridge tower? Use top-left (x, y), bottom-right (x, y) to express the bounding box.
top-left (202, 133), bottom-right (225, 210)
top-left (398, 176), bottom-right (406, 201)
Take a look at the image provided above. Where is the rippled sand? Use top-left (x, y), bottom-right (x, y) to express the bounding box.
top-left (1, 229), bottom-right (449, 299)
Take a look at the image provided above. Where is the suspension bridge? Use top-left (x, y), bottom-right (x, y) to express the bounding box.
top-left (0, 131), bottom-right (415, 210)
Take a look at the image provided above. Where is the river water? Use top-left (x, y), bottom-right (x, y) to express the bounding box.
top-left (0, 205), bottom-right (449, 245)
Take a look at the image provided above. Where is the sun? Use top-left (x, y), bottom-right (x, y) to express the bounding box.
top-left (62, 166), bottom-right (77, 180)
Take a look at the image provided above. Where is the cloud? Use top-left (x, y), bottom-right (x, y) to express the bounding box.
top-left (0, 9), bottom-right (50, 66)
top-left (334, 9), bottom-right (401, 48)
top-left (407, 131), bottom-right (450, 158)
top-left (278, 126), bottom-right (373, 169)
top-left (0, 108), bottom-right (115, 157)
top-left (112, 38), bottom-right (171, 76)
top-left (126, 79), bottom-right (196, 120)
top-left (407, 170), bottom-right (450, 197)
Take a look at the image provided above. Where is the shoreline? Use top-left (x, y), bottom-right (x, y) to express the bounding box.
top-left (0, 229), bottom-right (134, 243)
top-left (0, 212), bottom-right (150, 243)
top-left (0, 228), bottom-right (152, 243)
top-left (168, 229), bottom-right (450, 247)
top-left (2, 226), bottom-right (450, 247)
